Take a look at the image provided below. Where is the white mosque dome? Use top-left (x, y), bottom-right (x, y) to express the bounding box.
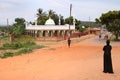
top-left (45, 18), bottom-right (55, 25)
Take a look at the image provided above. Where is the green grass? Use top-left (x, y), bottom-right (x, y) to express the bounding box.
top-left (1, 42), bottom-right (23, 50)
top-left (14, 35), bottom-right (35, 43)
top-left (0, 42), bottom-right (42, 50)
top-left (0, 52), bottom-right (14, 58)
top-left (0, 35), bottom-right (46, 58)
top-left (0, 36), bottom-right (9, 40)
top-left (0, 41), bottom-right (45, 58)
top-left (15, 48), bottom-right (32, 56)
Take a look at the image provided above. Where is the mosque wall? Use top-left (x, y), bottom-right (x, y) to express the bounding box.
top-left (25, 30), bottom-right (75, 40)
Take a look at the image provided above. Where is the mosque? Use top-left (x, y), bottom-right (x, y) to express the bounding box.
top-left (25, 17), bottom-right (76, 40)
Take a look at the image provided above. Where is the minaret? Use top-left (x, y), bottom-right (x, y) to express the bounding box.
top-left (34, 14), bottom-right (37, 26)
top-left (59, 15), bottom-right (61, 25)
top-left (35, 18), bottom-right (37, 26)
top-left (73, 17), bottom-right (75, 26)
top-left (25, 21), bottom-right (27, 28)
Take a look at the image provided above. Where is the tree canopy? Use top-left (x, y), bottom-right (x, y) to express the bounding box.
top-left (96, 10), bottom-right (120, 40)
top-left (12, 18), bottom-right (25, 36)
top-left (36, 8), bottom-right (48, 25)
top-left (36, 8), bottom-right (81, 27)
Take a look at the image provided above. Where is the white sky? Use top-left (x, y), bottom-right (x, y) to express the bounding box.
top-left (0, 0), bottom-right (120, 25)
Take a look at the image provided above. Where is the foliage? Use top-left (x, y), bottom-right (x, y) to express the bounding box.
top-left (16, 45), bottom-right (44, 55)
top-left (0, 26), bottom-right (13, 34)
top-left (60, 15), bottom-right (65, 25)
top-left (48, 10), bottom-right (60, 25)
top-left (2, 42), bottom-right (23, 50)
top-left (65, 16), bottom-right (74, 25)
top-left (0, 41), bottom-right (45, 58)
top-left (65, 16), bottom-right (82, 31)
top-left (36, 8), bottom-right (83, 29)
top-left (16, 48), bottom-right (32, 55)
top-left (36, 8), bottom-right (66, 25)
top-left (22, 42), bottom-right (35, 48)
top-left (78, 25), bottom-right (86, 32)
top-left (0, 52), bottom-right (14, 58)
top-left (96, 10), bottom-right (120, 40)
top-left (37, 8), bottom-right (48, 25)
top-left (110, 35), bottom-right (116, 41)
top-left (0, 36), bottom-right (9, 40)
top-left (12, 18), bottom-right (25, 36)
top-left (14, 35), bottom-right (35, 43)
top-left (0, 42), bottom-right (38, 50)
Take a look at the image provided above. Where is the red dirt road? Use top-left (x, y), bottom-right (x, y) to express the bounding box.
top-left (0, 35), bottom-right (120, 80)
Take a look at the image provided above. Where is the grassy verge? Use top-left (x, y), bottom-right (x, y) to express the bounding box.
top-left (0, 41), bottom-right (45, 59)
top-left (14, 35), bottom-right (35, 43)
top-left (0, 36), bottom-right (9, 41)
top-left (0, 52), bottom-right (14, 58)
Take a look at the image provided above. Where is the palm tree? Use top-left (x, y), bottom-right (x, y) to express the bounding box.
top-left (48, 9), bottom-right (60, 25)
top-left (36, 8), bottom-right (48, 25)
top-left (48, 9), bottom-right (55, 18)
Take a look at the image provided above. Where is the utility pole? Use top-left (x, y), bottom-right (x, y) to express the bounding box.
top-left (68, 4), bottom-right (72, 48)
top-left (89, 16), bottom-right (91, 37)
top-left (69, 4), bottom-right (72, 38)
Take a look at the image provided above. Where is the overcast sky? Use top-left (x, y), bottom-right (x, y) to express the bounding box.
top-left (0, 0), bottom-right (120, 25)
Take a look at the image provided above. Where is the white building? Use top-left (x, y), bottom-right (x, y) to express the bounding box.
top-left (25, 18), bottom-right (75, 40)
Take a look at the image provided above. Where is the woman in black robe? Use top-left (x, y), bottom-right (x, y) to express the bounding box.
top-left (68, 37), bottom-right (71, 48)
top-left (103, 40), bottom-right (114, 73)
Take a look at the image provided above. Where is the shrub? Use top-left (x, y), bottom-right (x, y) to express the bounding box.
top-left (0, 36), bottom-right (9, 40)
top-left (0, 52), bottom-right (14, 58)
top-left (2, 42), bottom-right (23, 49)
top-left (110, 35), bottom-right (116, 41)
top-left (15, 48), bottom-right (32, 55)
top-left (0, 41), bottom-right (45, 58)
top-left (15, 35), bottom-right (35, 43)
top-left (22, 42), bottom-right (36, 48)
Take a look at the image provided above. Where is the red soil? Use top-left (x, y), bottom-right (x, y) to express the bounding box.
top-left (0, 35), bottom-right (120, 80)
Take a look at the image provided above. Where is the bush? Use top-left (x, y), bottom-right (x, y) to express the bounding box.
top-left (0, 36), bottom-right (9, 40)
top-left (0, 41), bottom-right (45, 58)
top-left (16, 48), bottom-right (32, 55)
top-left (30, 45), bottom-right (45, 49)
top-left (15, 35), bottom-right (35, 43)
top-left (110, 35), bottom-right (116, 41)
top-left (0, 52), bottom-right (14, 58)
top-left (22, 42), bottom-right (36, 48)
top-left (2, 42), bottom-right (23, 50)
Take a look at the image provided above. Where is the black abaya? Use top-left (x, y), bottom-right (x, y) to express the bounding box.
top-left (103, 44), bottom-right (113, 73)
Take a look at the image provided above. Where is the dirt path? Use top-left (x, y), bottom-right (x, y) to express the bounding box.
top-left (0, 35), bottom-right (120, 80)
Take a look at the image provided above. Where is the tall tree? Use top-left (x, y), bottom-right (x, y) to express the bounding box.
top-left (48, 10), bottom-right (59, 25)
top-left (59, 15), bottom-right (65, 25)
top-left (37, 8), bottom-right (48, 25)
top-left (48, 9), bottom-right (55, 18)
top-left (96, 10), bottom-right (120, 40)
top-left (65, 16), bottom-right (73, 25)
top-left (65, 16), bottom-right (83, 31)
top-left (12, 18), bottom-right (25, 36)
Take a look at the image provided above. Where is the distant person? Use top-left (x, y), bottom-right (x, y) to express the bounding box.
top-left (104, 35), bottom-right (108, 40)
top-left (68, 37), bottom-right (71, 48)
top-left (103, 40), bottom-right (114, 73)
top-left (64, 34), bottom-right (66, 40)
top-left (99, 34), bottom-right (101, 40)
top-left (78, 34), bottom-right (80, 38)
